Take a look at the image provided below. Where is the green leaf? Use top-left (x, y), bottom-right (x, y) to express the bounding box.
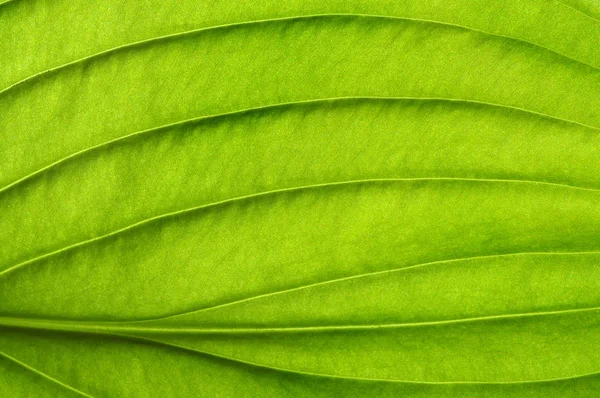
top-left (1, 0), bottom-right (600, 396)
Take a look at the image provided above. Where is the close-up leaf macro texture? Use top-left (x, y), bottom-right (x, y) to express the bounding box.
top-left (1, 0), bottom-right (600, 396)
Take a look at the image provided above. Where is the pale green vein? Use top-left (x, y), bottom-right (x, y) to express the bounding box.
top-left (0, 0), bottom-right (18, 8)
top-left (137, 251), bottom-right (600, 323)
top-left (1, 12), bottom-right (598, 96)
top-left (122, 335), bottom-right (600, 384)
top-left (553, 0), bottom-right (600, 24)
top-left (0, 351), bottom-right (95, 398)
top-left (1, 177), bottom-right (599, 279)
top-left (4, 251), bottom-right (597, 326)
top-left (1, 305), bottom-right (599, 335)
top-left (3, 331), bottom-right (600, 385)
top-left (1, 95), bottom-right (598, 197)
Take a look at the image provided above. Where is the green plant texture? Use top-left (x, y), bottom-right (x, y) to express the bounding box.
top-left (1, 0), bottom-right (600, 396)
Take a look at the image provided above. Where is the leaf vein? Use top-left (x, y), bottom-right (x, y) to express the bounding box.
top-left (553, 0), bottom-right (600, 24)
top-left (1, 96), bottom-right (598, 197)
top-left (125, 335), bottom-right (600, 384)
top-left (137, 251), bottom-right (600, 322)
top-left (1, 177), bottom-right (599, 279)
top-left (0, 351), bottom-right (95, 398)
top-left (1, 296), bottom-right (600, 334)
top-left (2, 13), bottom-right (598, 96)
top-left (2, 334), bottom-right (600, 384)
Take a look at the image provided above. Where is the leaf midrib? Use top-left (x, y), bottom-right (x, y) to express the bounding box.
top-left (1, 305), bottom-right (599, 336)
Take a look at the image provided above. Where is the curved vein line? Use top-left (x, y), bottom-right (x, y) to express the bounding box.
top-left (0, 351), bottom-right (95, 398)
top-left (1, 299), bottom-right (600, 335)
top-left (553, 0), bottom-right (600, 24)
top-left (109, 334), bottom-right (600, 385)
top-left (1, 176), bottom-right (599, 279)
top-left (1, 12), bottom-right (598, 96)
top-left (132, 251), bottom-right (600, 323)
top-left (1, 331), bottom-right (599, 385)
top-left (0, 0), bottom-right (19, 8)
top-left (1, 95), bottom-right (598, 197)
top-left (162, 305), bottom-right (600, 333)
top-left (1, 251), bottom-right (597, 326)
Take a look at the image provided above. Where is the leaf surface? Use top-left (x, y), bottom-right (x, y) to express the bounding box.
top-left (1, 1), bottom-right (600, 397)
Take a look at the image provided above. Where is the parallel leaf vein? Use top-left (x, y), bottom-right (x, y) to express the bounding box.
top-left (1, 332), bottom-right (600, 384)
top-left (1, 96), bottom-right (598, 197)
top-left (138, 251), bottom-right (600, 322)
top-left (124, 335), bottom-right (600, 384)
top-left (2, 12), bottom-right (599, 96)
top-left (1, 177), bottom-right (599, 279)
top-left (0, 351), bottom-right (95, 398)
top-left (553, 0), bottom-right (600, 23)
top-left (1, 291), bottom-right (600, 334)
